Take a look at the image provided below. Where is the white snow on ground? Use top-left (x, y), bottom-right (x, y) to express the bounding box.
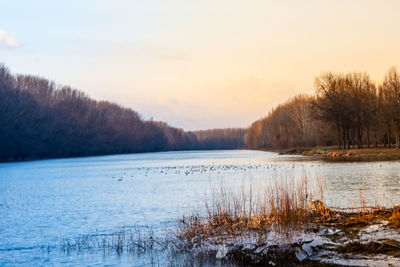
top-left (186, 223), bottom-right (400, 266)
top-left (188, 229), bottom-right (335, 262)
top-left (358, 221), bottom-right (400, 242)
top-left (320, 255), bottom-right (400, 267)
top-left (314, 222), bottom-right (400, 266)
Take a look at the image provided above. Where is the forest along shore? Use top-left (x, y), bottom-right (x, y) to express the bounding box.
top-left (245, 68), bottom-right (400, 155)
top-left (279, 147), bottom-right (400, 162)
top-left (0, 64), bottom-right (246, 162)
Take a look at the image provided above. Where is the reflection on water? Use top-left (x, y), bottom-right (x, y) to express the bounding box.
top-left (0, 150), bottom-right (399, 265)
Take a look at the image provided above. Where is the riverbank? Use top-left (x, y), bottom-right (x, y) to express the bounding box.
top-left (279, 147), bottom-right (400, 162)
top-left (177, 202), bottom-right (400, 266)
top-left (176, 174), bottom-right (400, 266)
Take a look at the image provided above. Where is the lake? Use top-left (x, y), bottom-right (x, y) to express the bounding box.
top-left (1, 150), bottom-right (399, 266)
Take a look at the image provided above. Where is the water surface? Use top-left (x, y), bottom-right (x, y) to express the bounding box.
top-left (1, 150), bottom-right (399, 266)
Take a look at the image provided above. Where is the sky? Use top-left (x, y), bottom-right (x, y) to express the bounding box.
top-left (1, 0), bottom-right (400, 130)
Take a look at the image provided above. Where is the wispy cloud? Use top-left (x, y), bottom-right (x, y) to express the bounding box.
top-left (0, 29), bottom-right (20, 49)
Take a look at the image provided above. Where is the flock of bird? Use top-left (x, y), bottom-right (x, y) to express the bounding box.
top-left (110, 162), bottom-right (312, 182)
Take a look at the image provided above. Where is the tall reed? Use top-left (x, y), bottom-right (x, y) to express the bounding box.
top-left (178, 172), bottom-right (325, 245)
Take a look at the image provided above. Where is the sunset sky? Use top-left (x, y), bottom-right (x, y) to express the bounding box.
top-left (1, 0), bottom-right (400, 130)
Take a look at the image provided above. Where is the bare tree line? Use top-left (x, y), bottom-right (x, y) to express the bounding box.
top-left (4, 62), bottom-right (397, 160)
top-left (245, 95), bottom-right (334, 149)
top-left (245, 67), bottom-right (400, 150)
top-left (193, 128), bottom-right (246, 150)
top-left (0, 64), bottom-right (245, 161)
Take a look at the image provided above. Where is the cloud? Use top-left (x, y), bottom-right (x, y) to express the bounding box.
top-left (0, 29), bottom-right (20, 49)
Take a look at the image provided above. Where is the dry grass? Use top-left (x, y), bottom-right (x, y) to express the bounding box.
top-left (177, 174), bottom-right (326, 246)
top-left (177, 173), bottom-right (400, 252)
top-left (60, 227), bottom-right (167, 255)
top-left (390, 205), bottom-right (400, 227)
top-left (330, 148), bottom-right (400, 155)
top-left (321, 148), bottom-right (400, 162)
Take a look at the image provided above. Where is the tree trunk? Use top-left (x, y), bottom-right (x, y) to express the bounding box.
top-left (337, 120), bottom-right (341, 149)
top-left (384, 133), bottom-right (387, 148)
top-left (367, 124), bottom-right (370, 148)
top-left (374, 128), bottom-right (377, 148)
top-left (396, 134), bottom-right (399, 150)
top-left (342, 126), bottom-right (346, 150)
top-left (347, 129), bottom-right (351, 149)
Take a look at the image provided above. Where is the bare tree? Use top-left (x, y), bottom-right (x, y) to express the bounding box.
top-left (380, 67), bottom-right (400, 149)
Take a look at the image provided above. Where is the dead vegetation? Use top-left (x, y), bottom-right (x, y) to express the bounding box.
top-left (321, 148), bottom-right (400, 162)
top-left (178, 175), bottom-right (318, 246)
top-left (176, 174), bottom-right (400, 265)
top-left (60, 227), bottom-right (167, 255)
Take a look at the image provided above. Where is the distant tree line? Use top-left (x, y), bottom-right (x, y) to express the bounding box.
top-left (245, 67), bottom-right (400, 150)
top-left (193, 128), bottom-right (246, 150)
top-left (0, 64), bottom-right (245, 161)
top-left (245, 95), bottom-right (334, 149)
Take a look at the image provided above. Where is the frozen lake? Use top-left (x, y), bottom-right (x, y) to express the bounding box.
top-left (1, 150), bottom-right (400, 266)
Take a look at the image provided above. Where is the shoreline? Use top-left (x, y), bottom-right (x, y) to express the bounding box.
top-left (277, 147), bottom-right (400, 162)
top-left (176, 171), bottom-right (400, 266)
top-left (178, 203), bottom-right (400, 266)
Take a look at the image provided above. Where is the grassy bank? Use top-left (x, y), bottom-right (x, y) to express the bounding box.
top-left (279, 147), bottom-right (400, 162)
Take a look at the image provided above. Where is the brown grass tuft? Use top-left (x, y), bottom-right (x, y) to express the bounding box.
top-left (177, 174), bottom-right (325, 246)
top-left (389, 205), bottom-right (400, 227)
